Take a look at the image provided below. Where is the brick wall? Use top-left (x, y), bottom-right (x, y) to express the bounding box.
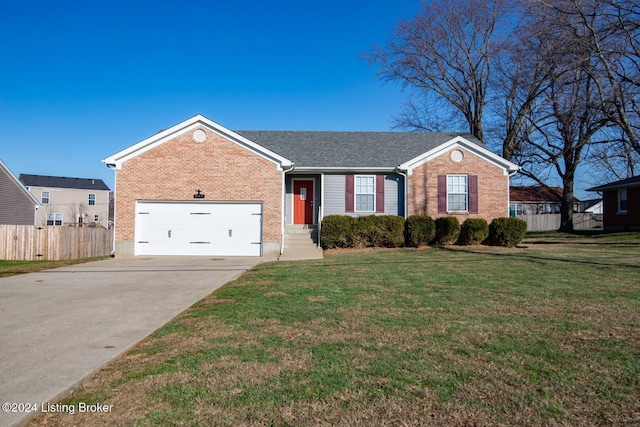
top-left (602, 187), bottom-right (640, 230)
top-left (115, 127), bottom-right (283, 252)
top-left (408, 147), bottom-right (509, 222)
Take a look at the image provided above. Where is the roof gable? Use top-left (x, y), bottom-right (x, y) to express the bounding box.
top-left (103, 115), bottom-right (293, 170)
top-left (398, 135), bottom-right (519, 175)
top-left (103, 115), bottom-right (518, 173)
top-left (19, 174), bottom-right (110, 191)
top-left (0, 160), bottom-right (40, 207)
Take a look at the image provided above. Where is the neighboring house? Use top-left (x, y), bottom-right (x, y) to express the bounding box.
top-left (587, 175), bottom-right (640, 230)
top-left (0, 160), bottom-right (40, 225)
top-left (580, 199), bottom-right (603, 214)
top-left (509, 186), bottom-right (580, 216)
top-left (103, 115), bottom-right (519, 257)
top-left (19, 174), bottom-right (111, 228)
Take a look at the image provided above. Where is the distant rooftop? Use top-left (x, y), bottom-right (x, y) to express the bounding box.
top-left (19, 174), bottom-right (111, 191)
top-left (510, 186), bottom-right (578, 202)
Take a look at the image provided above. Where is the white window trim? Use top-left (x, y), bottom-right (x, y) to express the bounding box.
top-left (88, 193), bottom-right (96, 206)
top-left (47, 213), bottom-right (63, 226)
top-left (447, 174), bottom-right (468, 212)
top-left (354, 175), bottom-right (376, 213)
top-left (41, 191), bottom-right (50, 204)
top-left (510, 202), bottom-right (524, 216)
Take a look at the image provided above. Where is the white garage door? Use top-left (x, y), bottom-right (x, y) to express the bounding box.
top-left (135, 202), bottom-right (262, 256)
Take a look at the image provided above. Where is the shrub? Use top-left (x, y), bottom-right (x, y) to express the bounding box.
top-left (320, 215), bottom-right (354, 249)
top-left (405, 215), bottom-right (436, 247)
top-left (353, 215), bottom-right (405, 248)
top-left (488, 217), bottom-right (527, 247)
top-left (458, 218), bottom-right (489, 245)
top-left (433, 216), bottom-right (461, 246)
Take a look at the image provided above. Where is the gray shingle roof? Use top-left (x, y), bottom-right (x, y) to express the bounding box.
top-left (236, 131), bottom-right (483, 168)
top-left (19, 174), bottom-right (111, 191)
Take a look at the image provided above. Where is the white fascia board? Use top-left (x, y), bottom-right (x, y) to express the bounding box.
top-left (291, 167), bottom-right (397, 173)
top-left (102, 114), bottom-right (292, 170)
top-left (398, 136), bottom-right (519, 176)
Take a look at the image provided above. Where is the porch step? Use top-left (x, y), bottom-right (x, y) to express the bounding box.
top-left (279, 224), bottom-right (323, 261)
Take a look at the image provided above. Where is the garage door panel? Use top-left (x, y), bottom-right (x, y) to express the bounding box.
top-left (135, 202), bottom-right (262, 256)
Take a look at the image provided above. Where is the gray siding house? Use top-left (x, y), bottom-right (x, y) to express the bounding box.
top-left (0, 160), bottom-right (40, 225)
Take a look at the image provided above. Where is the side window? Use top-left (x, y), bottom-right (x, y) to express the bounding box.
top-left (41, 191), bottom-right (50, 204)
top-left (618, 189), bottom-right (628, 213)
top-left (88, 193), bottom-right (96, 206)
top-left (447, 175), bottom-right (468, 212)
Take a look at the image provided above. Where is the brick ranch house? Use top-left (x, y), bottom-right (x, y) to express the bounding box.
top-left (587, 175), bottom-right (640, 231)
top-left (103, 115), bottom-right (519, 257)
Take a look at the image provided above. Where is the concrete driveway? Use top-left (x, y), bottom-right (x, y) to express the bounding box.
top-left (0, 255), bottom-right (273, 427)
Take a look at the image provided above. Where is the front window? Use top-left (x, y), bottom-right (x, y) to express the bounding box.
top-left (94, 214), bottom-right (100, 222)
top-left (618, 189), bottom-right (628, 213)
top-left (447, 175), bottom-right (468, 212)
top-left (510, 203), bottom-right (524, 216)
top-left (47, 213), bottom-right (63, 226)
top-left (355, 175), bottom-right (375, 212)
top-left (88, 193), bottom-right (96, 206)
top-left (41, 191), bottom-right (50, 204)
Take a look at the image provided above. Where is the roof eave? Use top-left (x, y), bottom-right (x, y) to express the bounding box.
top-left (398, 136), bottom-right (519, 175)
top-left (102, 114), bottom-right (293, 170)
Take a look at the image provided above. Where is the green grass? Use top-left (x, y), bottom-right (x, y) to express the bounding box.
top-left (0, 257), bottom-right (109, 277)
top-left (31, 233), bottom-right (640, 426)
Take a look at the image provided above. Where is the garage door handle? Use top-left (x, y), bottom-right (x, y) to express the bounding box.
top-left (168, 230), bottom-right (171, 238)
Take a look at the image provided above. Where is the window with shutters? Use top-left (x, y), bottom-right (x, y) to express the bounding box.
top-left (447, 175), bottom-right (468, 212)
top-left (355, 175), bottom-right (375, 212)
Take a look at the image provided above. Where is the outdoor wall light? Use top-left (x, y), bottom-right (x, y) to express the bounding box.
top-left (194, 189), bottom-right (205, 199)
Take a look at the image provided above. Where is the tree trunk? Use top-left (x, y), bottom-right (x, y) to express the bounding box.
top-left (558, 176), bottom-right (575, 232)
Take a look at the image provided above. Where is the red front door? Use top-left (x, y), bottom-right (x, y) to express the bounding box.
top-left (293, 180), bottom-right (314, 224)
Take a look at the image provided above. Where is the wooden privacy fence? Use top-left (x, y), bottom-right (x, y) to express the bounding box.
top-left (0, 225), bottom-right (113, 260)
top-left (516, 213), bottom-right (603, 231)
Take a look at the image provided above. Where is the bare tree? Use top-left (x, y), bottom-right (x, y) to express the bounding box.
top-left (514, 0), bottom-right (611, 231)
top-left (367, 0), bottom-right (516, 141)
top-left (535, 0), bottom-right (640, 175)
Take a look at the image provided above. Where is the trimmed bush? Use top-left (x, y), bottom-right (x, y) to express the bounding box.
top-left (320, 215), bottom-right (354, 249)
top-left (405, 215), bottom-right (436, 247)
top-left (458, 218), bottom-right (489, 245)
top-left (488, 217), bottom-right (527, 247)
top-left (433, 216), bottom-right (461, 246)
top-left (353, 215), bottom-right (405, 248)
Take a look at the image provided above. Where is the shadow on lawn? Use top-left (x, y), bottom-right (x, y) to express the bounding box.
top-left (441, 246), bottom-right (640, 270)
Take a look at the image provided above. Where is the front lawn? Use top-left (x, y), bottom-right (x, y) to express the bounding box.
top-left (31, 233), bottom-right (640, 426)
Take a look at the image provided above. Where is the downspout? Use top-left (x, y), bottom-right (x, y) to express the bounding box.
top-left (395, 167), bottom-right (409, 218)
top-left (508, 169), bottom-right (518, 217)
top-left (280, 163), bottom-right (295, 255)
top-left (107, 163), bottom-right (117, 255)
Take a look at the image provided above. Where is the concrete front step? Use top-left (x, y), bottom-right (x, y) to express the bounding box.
top-left (280, 225), bottom-right (323, 260)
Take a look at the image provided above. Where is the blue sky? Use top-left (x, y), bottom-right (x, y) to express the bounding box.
top-left (0, 0), bottom-right (599, 200)
top-left (0, 0), bottom-right (421, 191)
